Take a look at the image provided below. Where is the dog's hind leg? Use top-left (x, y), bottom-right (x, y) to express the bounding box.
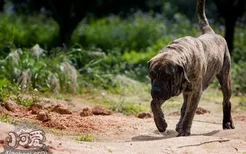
top-left (151, 99), bottom-right (167, 132)
top-left (216, 52), bottom-right (235, 129)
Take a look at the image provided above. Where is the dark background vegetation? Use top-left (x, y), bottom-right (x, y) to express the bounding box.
top-left (0, 0), bottom-right (246, 97)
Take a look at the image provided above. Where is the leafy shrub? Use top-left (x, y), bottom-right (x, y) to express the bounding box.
top-left (231, 25), bottom-right (246, 62)
top-left (231, 62), bottom-right (246, 95)
top-left (0, 45), bottom-right (78, 93)
top-left (0, 13), bottom-right (58, 53)
top-left (0, 77), bottom-right (19, 102)
top-left (73, 12), bottom-right (198, 53)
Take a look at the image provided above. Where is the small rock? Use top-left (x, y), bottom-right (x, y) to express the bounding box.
top-left (0, 140), bottom-right (5, 145)
top-left (80, 107), bottom-right (93, 117)
top-left (196, 107), bottom-right (210, 115)
top-left (44, 104), bottom-right (54, 111)
top-left (37, 110), bottom-right (50, 122)
top-left (29, 104), bottom-right (43, 114)
top-left (4, 100), bottom-right (16, 112)
top-left (92, 105), bottom-right (112, 115)
top-left (51, 104), bottom-right (72, 114)
top-left (137, 112), bottom-right (152, 119)
top-left (168, 111), bottom-right (180, 116)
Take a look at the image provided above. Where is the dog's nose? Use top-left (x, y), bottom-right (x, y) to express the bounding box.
top-left (151, 86), bottom-right (161, 97)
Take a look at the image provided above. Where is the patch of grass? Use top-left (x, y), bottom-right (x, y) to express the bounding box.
top-left (0, 114), bottom-right (10, 123)
top-left (75, 135), bottom-right (94, 142)
top-left (0, 77), bottom-right (19, 102)
top-left (0, 114), bottom-right (18, 124)
top-left (162, 97), bottom-right (182, 112)
top-left (108, 149), bottom-right (113, 153)
top-left (14, 91), bottom-right (40, 108)
top-left (108, 99), bottom-right (148, 116)
top-left (15, 94), bottom-right (34, 107)
top-left (235, 97), bottom-right (246, 111)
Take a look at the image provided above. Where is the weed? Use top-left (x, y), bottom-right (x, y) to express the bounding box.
top-left (0, 114), bottom-right (18, 124)
top-left (238, 97), bottom-right (246, 110)
top-left (108, 99), bottom-right (148, 115)
top-left (108, 149), bottom-right (113, 153)
top-left (75, 135), bottom-right (94, 142)
top-left (14, 90), bottom-right (40, 108)
top-left (15, 94), bottom-right (33, 107)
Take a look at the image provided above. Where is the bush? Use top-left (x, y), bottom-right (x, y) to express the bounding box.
top-left (231, 61), bottom-right (246, 95)
top-left (73, 12), bottom-right (198, 52)
top-left (231, 25), bottom-right (246, 62)
top-left (0, 45), bottom-right (78, 93)
top-left (0, 13), bottom-right (58, 54)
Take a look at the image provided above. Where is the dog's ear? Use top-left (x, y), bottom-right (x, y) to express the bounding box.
top-left (147, 60), bottom-right (151, 71)
top-left (177, 65), bottom-right (190, 83)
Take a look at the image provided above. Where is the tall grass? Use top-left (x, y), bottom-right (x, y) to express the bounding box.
top-left (0, 45), bottom-right (78, 93)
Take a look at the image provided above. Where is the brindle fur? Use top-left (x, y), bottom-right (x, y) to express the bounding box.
top-left (148, 0), bottom-right (235, 136)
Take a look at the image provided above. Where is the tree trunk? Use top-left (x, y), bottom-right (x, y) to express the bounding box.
top-left (224, 17), bottom-right (237, 53)
top-left (59, 23), bottom-right (74, 47)
top-left (58, 18), bottom-right (82, 47)
top-left (0, 0), bottom-right (4, 12)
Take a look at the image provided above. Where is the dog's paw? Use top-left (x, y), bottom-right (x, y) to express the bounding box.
top-left (154, 118), bottom-right (168, 132)
top-left (175, 123), bottom-right (181, 133)
top-left (156, 121), bottom-right (168, 132)
top-left (177, 130), bottom-right (190, 137)
top-left (223, 121), bottom-right (235, 129)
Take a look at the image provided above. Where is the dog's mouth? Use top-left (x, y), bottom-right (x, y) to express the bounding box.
top-left (151, 81), bottom-right (173, 100)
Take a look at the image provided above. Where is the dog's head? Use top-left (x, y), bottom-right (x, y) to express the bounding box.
top-left (148, 53), bottom-right (190, 100)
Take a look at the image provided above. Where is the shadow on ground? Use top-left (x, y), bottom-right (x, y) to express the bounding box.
top-left (131, 130), bottom-right (220, 141)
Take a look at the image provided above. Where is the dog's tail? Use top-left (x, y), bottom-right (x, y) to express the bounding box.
top-left (197, 0), bottom-right (215, 34)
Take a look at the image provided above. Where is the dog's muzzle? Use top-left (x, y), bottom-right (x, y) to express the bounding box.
top-left (151, 85), bottom-right (161, 98)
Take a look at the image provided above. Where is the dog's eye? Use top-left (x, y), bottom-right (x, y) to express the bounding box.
top-left (149, 71), bottom-right (155, 78)
top-left (161, 73), bottom-right (171, 80)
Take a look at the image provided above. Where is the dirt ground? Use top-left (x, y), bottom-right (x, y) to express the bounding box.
top-left (0, 96), bottom-right (246, 154)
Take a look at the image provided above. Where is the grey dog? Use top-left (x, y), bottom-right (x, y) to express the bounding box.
top-left (148, 0), bottom-right (235, 136)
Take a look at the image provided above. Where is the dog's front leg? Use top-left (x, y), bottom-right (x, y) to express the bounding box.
top-left (176, 93), bottom-right (189, 132)
top-left (177, 84), bottom-right (202, 136)
top-left (151, 99), bottom-right (167, 132)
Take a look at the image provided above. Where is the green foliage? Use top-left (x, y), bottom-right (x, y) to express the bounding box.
top-left (75, 135), bottom-right (94, 142)
top-left (231, 62), bottom-right (246, 95)
top-left (0, 45), bottom-right (78, 93)
top-left (0, 11), bottom-right (246, 95)
top-left (73, 12), bottom-right (197, 52)
top-left (232, 25), bottom-right (246, 62)
top-left (14, 91), bottom-right (40, 108)
top-left (108, 100), bottom-right (147, 115)
top-left (238, 98), bottom-right (246, 109)
top-left (0, 77), bottom-right (19, 102)
top-left (0, 13), bottom-right (58, 54)
top-left (0, 114), bottom-right (18, 124)
top-left (14, 94), bottom-right (34, 107)
top-left (107, 93), bottom-right (148, 115)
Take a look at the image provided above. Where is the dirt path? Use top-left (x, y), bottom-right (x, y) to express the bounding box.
top-left (0, 111), bottom-right (246, 154)
top-left (0, 94), bottom-right (246, 154)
